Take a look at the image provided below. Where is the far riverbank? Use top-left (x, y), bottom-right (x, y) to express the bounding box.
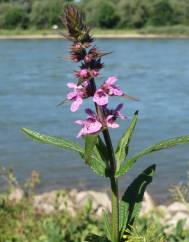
top-left (1, 34), bottom-right (189, 40)
top-left (1, 27), bottom-right (189, 39)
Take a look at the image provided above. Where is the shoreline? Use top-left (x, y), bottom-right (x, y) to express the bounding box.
top-left (8, 188), bottom-right (189, 229)
top-left (1, 33), bottom-right (189, 40)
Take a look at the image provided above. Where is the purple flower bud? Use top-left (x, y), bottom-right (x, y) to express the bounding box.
top-left (104, 104), bottom-right (126, 129)
top-left (75, 69), bottom-right (90, 79)
top-left (70, 44), bottom-right (86, 62)
top-left (92, 69), bottom-right (99, 77)
top-left (84, 55), bottom-right (92, 63)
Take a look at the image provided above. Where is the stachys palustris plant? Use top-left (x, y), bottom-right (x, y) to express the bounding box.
top-left (22, 5), bottom-right (189, 242)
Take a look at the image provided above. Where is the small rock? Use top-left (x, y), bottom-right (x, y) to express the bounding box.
top-left (157, 205), bottom-right (167, 215)
top-left (34, 191), bottom-right (57, 205)
top-left (140, 192), bottom-right (155, 215)
top-left (69, 189), bottom-right (77, 199)
top-left (59, 201), bottom-right (76, 216)
top-left (166, 212), bottom-right (189, 228)
top-left (40, 204), bottom-right (55, 214)
top-left (76, 190), bottom-right (111, 212)
top-left (167, 202), bottom-right (189, 215)
top-left (96, 207), bottom-right (104, 217)
top-left (8, 188), bottom-right (24, 202)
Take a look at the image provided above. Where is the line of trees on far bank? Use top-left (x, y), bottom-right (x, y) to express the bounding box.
top-left (0, 0), bottom-right (189, 30)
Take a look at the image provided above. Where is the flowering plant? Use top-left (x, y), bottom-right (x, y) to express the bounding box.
top-left (22, 6), bottom-right (189, 242)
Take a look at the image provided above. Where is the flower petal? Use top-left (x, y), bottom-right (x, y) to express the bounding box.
top-left (67, 82), bottom-right (77, 89)
top-left (113, 88), bottom-right (123, 96)
top-left (75, 120), bottom-right (84, 125)
top-left (85, 108), bottom-right (95, 117)
top-left (67, 91), bottom-right (77, 100)
top-left (117, 112), bottom-right (126, 120)
top-left (93, 90), bottom-right (108, 106)
top-left (106, 76), bottom-right (117, 85)
top-left (76, 128), bottom-right (84, 138)
top-left (115, 103), bottom-right (124, 112)
top-left (87, 121), bottom-right (102, 134)
top-left (107, 122), bottom-right (119, 129)
top-left (71, 97), bottom-right (83, 112)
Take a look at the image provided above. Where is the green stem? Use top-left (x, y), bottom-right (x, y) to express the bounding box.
top-left (111, 178), bottom-right (119, 242)
top-left (103, 129), bottom-right (119, 242)
top-left (90, 78), bottom-right (119, 242)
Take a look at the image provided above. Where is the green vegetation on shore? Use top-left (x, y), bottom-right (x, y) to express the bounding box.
top-left (1, 167), bottom-right (189, 242)
top-left (2, 26), bottom-right (189, 38)
top-left (1, 0), bottom-right (189, 36)
top-left (0, 196), bottom-right (104, 242)
top-left (0, 181), bottom-right (189, 242)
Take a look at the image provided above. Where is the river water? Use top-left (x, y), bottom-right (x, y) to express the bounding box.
top-left (0, 39), bottom-right (189, 202)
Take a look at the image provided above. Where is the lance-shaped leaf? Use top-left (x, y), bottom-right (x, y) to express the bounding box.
top-left (84, 135), bottom-right (98, 163)
top-left (85, 155), bottom-right (109, 177)
top-left (119, 165), bottom-right (156, 238)
top-left (22, 128), bottom-right (83, 154)
top-left (94, 136), bottom-right (109, 164)
top-left (22, 128), bottom-right (108, 177)
top-left (86, 234), bottom-right (109, 242)
top-left (115, 111), bottom-right (138, 171)
top-left (116, 135), bottom-right (189, 177)
top-left (103, 210), bottom-right (111, 241)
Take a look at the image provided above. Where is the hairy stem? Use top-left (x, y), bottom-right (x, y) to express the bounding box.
top-left (103, 129), bottom-right (119, 242)
top-left (90, 78), bottom-right (119, 242)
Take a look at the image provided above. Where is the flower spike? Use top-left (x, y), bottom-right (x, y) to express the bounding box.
top-left (62, 5), bottom-right (93, 44)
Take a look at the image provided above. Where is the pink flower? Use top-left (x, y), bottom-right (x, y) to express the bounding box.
top-left (67, 81), bottom-right (89, 112)
top-left (75, 69), bottom-right (89, 79)
top-left (74, 43), bottom-right (82, 50)
top-left (93, 88), bottom-right (108, 106)
top-left (91, 69), bottom-right (99, 77)
top-left (75, 109), bottom-right (102, 137)
top-left (105, 104), bottom-right (126, 129)
top-left (84, 54), bottom-right (92, 63)
top-left (93, 76), bottom-right (123, 106)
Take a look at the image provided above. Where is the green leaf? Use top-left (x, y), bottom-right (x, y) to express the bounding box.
top-left (86, 234), bottom-right (109, 242)
top-left (94, 136), bottom-right (109, 164)
top-left (103, 210), bottom-right (111, 241)
top-left (115, 111), bottom-right (138, 171)
top-left (119, 164), bottom-right (156, 237)
top-left (84, 135), bottom-right (98, 163)
top-left (22, 128), bottom-right (108, 177)
top-left (22, 128), bottom-right (83, 154)
top-left (85, 155), bottom-right (109, 177)
top-left (116, 135), bottom-right (189, 177)
top-left (174, 219), bottom-right (186, 236)
top-left (84, 135), bottom-right (110, 177)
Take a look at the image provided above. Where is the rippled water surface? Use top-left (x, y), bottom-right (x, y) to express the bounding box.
top-left (0, 39), bottom-right (189, 202)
